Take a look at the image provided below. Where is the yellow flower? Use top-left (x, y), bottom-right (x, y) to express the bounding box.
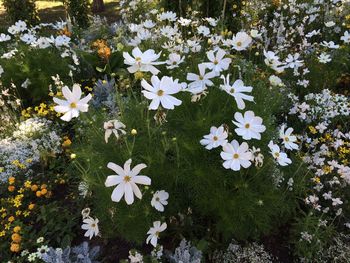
top-left (15, 211), bottom-right (22, 216)
top-left (24, 181), bottom-right (32, 188)
top-left (8, 216), bottom-right (15, 223)
top-left (308, 126), bottom-right (317, 134)
top-left (13, 226), bottom-right (21, 233)
top-left (28, 203), bottom-right (35, 210)
top-left (0, 230), bottom-right (5, 237)
top-left (62, 138), bottom-right (72, 147)
top-left (131, 129), bottom-right (137, 135)
top-left (23, 211), bottom-right (30, 217)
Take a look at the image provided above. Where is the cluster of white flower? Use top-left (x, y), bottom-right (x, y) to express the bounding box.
top-left (289, 89), bottom-right (350, 122)
top-left (0, 118), bottom-right (62, 182)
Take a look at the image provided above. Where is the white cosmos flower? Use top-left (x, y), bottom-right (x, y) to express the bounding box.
top-left (123, 47), bottom-right (163, 75)
top-left (318, 53), bottom-right (331, 64)
top-left (53, 84), bottom-right (92, 122)
top-left (151, 190), bottom-right (169, 212)
top-left (231, 32), bottom-right (252, 51)
top-left (166, 53), bottom-right (185, 69)
top-left (279, 125), bottom-right (298, 150)
top-left (104, 120), bottom-right (126, 143)
top-left (81, 217), bottom-right (99, 240)
top-left (268, 141), bottom-right (292, 166)
top-left (220, 75), bottom-right (254, 110)
top-left (146, 221), bottom-right (167, 247)
top-left (186, 63), bottom-right (216, 94)
top-left (200, 126), bottom-right (228, 150)
top-left (105, 159), bottom-right (151, 205)
top-left (0, 33), bottom-right (11, 42)
top-left (141, 75), bottom-right (183, 110)
top-left (220, 140), bottom-right (252, 171)
top-left (232, 111), bottom-right (266, 140)
top-left (341, 31), bottom-right (350, 43)
top-left (204, 48), bottom-right (232, 76)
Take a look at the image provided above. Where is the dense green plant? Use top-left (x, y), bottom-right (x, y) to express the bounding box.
top-left (73, 57), bottom-right (307, 247)
top-left (2, 0), bottom-right (39, 25)
top-left (0, 45), bottom-right (72, 106)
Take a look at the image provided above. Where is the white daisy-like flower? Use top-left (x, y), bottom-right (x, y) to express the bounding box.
top-left (279, 125), bottom-right (298, 150)
top-left (318, 53), bottom-right (331, 64)
top-left (232, 111), bottom-right (266, 140)
top-left (204, 48), bottom-right (232, 76)
top-left (268, 141), bottom-right (292, 166)
top-left (220, 75), bottom-right (254, 110)
top-left (53, 84), bottom-right (92, 122)
top-left (141, 75), bottom-right (183, 110)
top-left (200, 126), bottom-right (228, 150)
top-left (231, 32), bottom-right (252, 51)
top-left (105, 159), bottom-right (151, 205)
top-left (151, 190), bottom-right (169, 212)
top-left (166, 53), bottom-right (185, 69)
top-left (186, 63), bottom-right (216, 94)
top-left (146, 221), bottom-right (167, 247)
top-left (220, 140), bottom-right (252, 171)
top-left (123, 47), bottom-right (163, 75)
top-left (104, 120), bottom-right (126, 143)
top-left (81, 217), bottom-right (99, 240)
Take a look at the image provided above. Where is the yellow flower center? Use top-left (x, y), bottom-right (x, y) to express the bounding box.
top-left (135, 57), bottom-right (141, 62)
top-left (157, 90), bottom-right (164, 96)
top-left (237, 41), bottom-right (242, 47)
top-left (274, 152), bottom-right (280, 158)
top-left (70, 102), bottom-right (77, 108)
top-left (230, 88), bottom-right (235, 93)
top-left (245, 123), bottom-right (250, 129)
top-left (124, 175), bottom-right (131, 182)
top-left (284, 137), bottom-right (289, 142)
top-left (214, 59), bottom-right (219, 65)
top-left (213, 136), bottom-right (218, 141)
top-left (233, 153), bottom-right (239, 159)
top-left (199, 75), bottom-right (204, 80)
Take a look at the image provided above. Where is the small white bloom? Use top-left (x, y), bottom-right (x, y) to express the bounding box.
top-left (341, 31), bottom-right (350, 43)
top-left (268, 141), bottom-right (292, 166)
top-left (53, 84), bottom-right (92, 122)
top-left (200, 126), bottom-right (228, 150)
top-left (146, 221), bottom-right (167, 247)
top-left (104, 120), bottom-right (126, 143)
top-left (231, 32), bottom-right (252, 51)
top-left (81, 217), bottom-right (99, 239)
top-left (220, 140), bottom-right (252, 171)
top-left (220, 75), bottom-right (254, 110)
top-left (151, 190), bottom-right (169, 212)
top-left (105, 159), bottom-right (151, 205)
top-left (232, 111), bottom-right (266, 140)
top-left (186, 63), bottom-right (216, 94)
top-left (141, 75), bottom-right (183, 110)
top-left (318, 53), bottom-right (331, 64)
top-left (166, 53), bottom-right (185, 69)
top-left (123, 47), bottom-right (163, 75)
top-left (279, 125), bottom-right (298, 150)
top-left (204, 48), bottom-right (232, 76)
